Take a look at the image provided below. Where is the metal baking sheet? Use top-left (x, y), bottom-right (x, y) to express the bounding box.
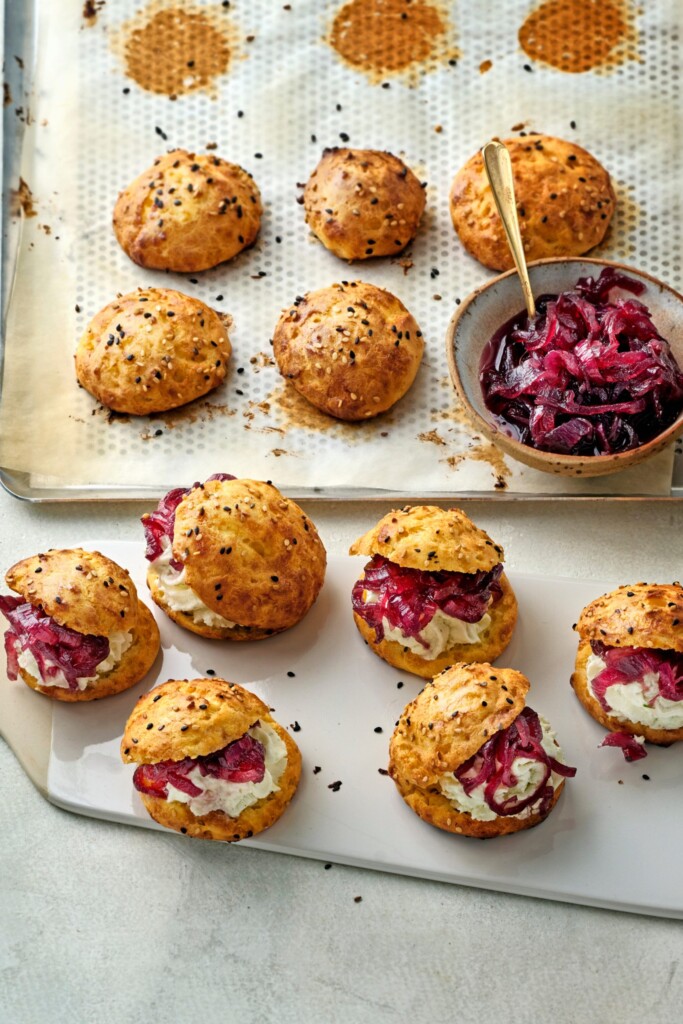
top-left (1, 0), bottom-right (682, 500)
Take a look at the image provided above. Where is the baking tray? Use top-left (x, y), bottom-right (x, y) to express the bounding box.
top-left (1, 0), bottom-right (682, 501)
top-left (2, 544), bottom-right (682, 918)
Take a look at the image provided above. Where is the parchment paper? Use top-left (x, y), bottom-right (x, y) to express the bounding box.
top-left (1, 0), bottom-right (680, 496)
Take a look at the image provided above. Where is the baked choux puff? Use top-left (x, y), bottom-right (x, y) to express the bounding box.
top-left (350, 506), bottom-right (517, 678)
top-left (113, 149), bottom-right (262, 272)
top-left (122, 678), bottom-right (302, 841)
top-left (449, 134), bottom-right (615, 271)
top-left (302, 147), bottom-right (426, 260)
top-left (75, 287), bottom-right (232, 415)
top-left (388, 663), bottom-right (576, 839)
top-left (571, 582), bottom-right (683, 748)
top-left (272, 281), bottom-right (424, 420)
top-left (0, 548), bottom-right (160, 701)
top-left (142, 474), bottom-right (326, 639)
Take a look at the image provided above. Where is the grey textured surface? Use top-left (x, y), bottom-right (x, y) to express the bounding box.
top-left (2, 494), bottom-right (683, 1023)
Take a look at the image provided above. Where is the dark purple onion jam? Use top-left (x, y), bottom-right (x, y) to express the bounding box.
top-left (133, 731), bottom-right (266, 800)
top-left (480, 268), bottom-right (683, 456)
top-left (589, 640), bottom-right (683, 709)
top-left (351, 555), bottom-right (503, 646)
top-left (599, 732), bottom-right (648, 762)
top-left (0, 595), bottom-right (110, 689)
top-left (454, 707), bottom-right (576, 817)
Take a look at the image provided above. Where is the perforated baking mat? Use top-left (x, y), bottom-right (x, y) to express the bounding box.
top-left (1, 0), bottom-right (682, 499)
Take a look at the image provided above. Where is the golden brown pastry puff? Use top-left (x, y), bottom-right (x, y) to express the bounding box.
top-left (571, 582), bottom-right (683, 747)
top-left (0, 549), bottom-right (160, 701)
top-left (113, 149), bottom-right (262, 272)
top-left (302, 147), bottom-right (426, 260)
top-left (75, 287), bottom-right (231, 415)
top-left (142, 474), bottom-right (327, 640)
top-left (449, 134), bottom-right (615, 271)
top-left (121, 678), bottom-right (302, 842)
top-left (349, 506), bottom-right (517, 678)
top-left (388, 663), bottom-right (576, 839)
top-left (272, 281), bottom-right (424, 420)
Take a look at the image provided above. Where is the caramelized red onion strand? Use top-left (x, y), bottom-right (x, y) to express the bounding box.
top-left (454, 707), bottom-right (576, 817)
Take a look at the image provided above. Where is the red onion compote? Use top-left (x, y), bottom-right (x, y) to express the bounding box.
top-left (352, 555), bottom-right (502, 646)
top-left (480, 268), bottom-right (683, 456)
top-left (453, 707), bottom-right (576, 817)
top-left (0, 596), bottom-right (110, 690)
top-left (589, 640), bottom-right (683, 710)
top-left (133, 732), bottom-right (266, 800)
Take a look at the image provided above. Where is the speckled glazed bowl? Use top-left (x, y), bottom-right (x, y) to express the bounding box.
top-left (446, 258), bottom-right (683, 478)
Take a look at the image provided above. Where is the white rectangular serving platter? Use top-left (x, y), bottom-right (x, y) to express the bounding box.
top-left (45, 543), bottom-right (683, 919)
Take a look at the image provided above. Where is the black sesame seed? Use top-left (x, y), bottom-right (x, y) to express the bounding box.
top-left (373, 726), bottom-right (383, 734)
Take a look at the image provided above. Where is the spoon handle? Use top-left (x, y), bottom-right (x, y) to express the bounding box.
top-left (482, 141), bottom-right (536, 319)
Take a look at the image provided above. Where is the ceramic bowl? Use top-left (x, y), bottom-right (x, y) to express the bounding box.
top-left (446, 257), bottom-right (683, 478)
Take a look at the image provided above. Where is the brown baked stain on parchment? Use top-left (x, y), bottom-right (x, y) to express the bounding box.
top-left (328, 0), bottom-right (459, 84)
top-left (11, 178), bottom-right (37, 218)
top-left (432, 381), bottom-right (511, 489)
top-left (112, 0), bottom-right (238, 98)
top-left (243, 381), bottom-right (401, 444)
top-left (82, 1), bottom-right (106, 27)
top-left (519, 0), bottom-right (638, 74)
top-left (447, 442), bottom-right (511, 490)
top-left (418, 428), bottom-right (446, 446)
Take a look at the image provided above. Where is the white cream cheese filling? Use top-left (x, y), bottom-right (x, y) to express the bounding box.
top-left (362, 589), bottom-right (491, 659)
top-left (164, 723), bottom-right (288, 818)
top-left (586, 652), bottom-right (683, 730)
top-left (16, 630), bottom-right (133, 691)
top-left (148, 538), bottom-right (236, 630)
top-left (439, 716), bottom-right (567, 822)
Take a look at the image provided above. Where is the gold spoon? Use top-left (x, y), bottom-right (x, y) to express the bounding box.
top-left (482, 140), bottom-right (536, 319)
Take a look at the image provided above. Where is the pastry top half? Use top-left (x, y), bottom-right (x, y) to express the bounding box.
top-left (574, 582), bottom-right (683, 653)
top-left (450, 134), bottom-right (615, 271)
top-left (5, 548), bottom-right (139, 637)
top-left (170, 478), bottom-right (326, 631)
top-left (121, 678), bottom-right (271, 764)
top-left (75, 287), bottom-right (231, 415)
top-left (389, 663), bottom-right (529, 789)
top-left (272, 281), bottom-right (424, 420)
top-left (303, 147), bottom-right (426, 260)
top-left (113, 149), bottom-right (262, 272)
top-left (349, 505), bottom-right (504, 573)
